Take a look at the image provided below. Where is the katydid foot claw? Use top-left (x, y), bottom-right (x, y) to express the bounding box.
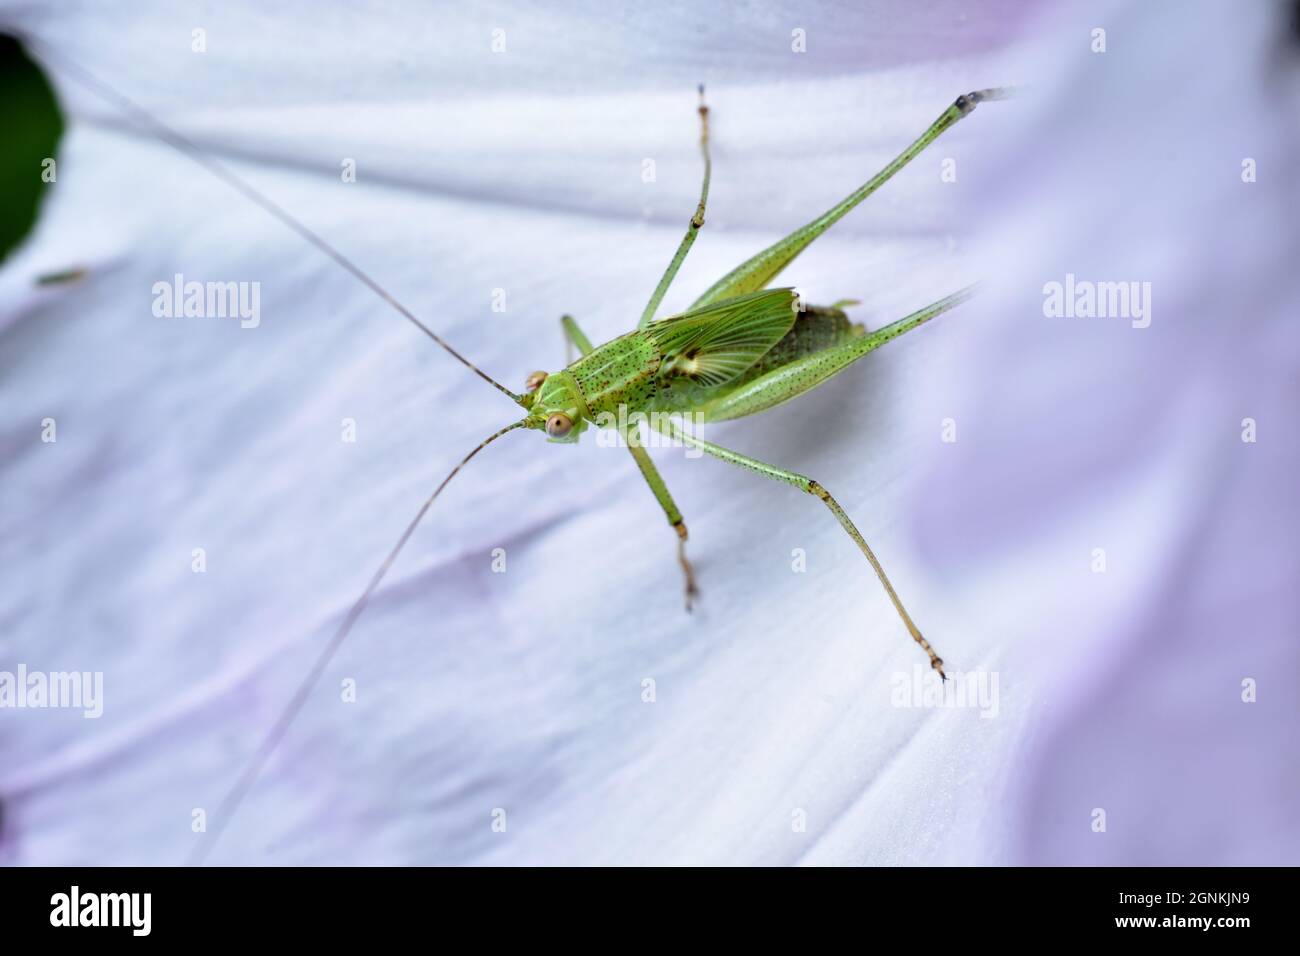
top-left (683, 577), bottom-right (699, 613)
top-left (675, 522), bottom-right (699, 612)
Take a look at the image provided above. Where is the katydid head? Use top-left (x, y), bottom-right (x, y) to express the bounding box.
top-left (520, 369), bottom-right (590, 444)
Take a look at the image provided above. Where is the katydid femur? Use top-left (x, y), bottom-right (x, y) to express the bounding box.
top-left (42, 47), bottom-right (1007, 863)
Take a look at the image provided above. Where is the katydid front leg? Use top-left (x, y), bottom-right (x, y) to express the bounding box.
top-left (559, 314), bottom-right (700, 609)
top-left (624, 437), bottom-right (699, 610)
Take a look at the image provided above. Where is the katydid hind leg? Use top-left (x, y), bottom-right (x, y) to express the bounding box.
top-left (655, 422), bottom-right (947, 678)
top-left (690, 87), bottom-right (1012, 310)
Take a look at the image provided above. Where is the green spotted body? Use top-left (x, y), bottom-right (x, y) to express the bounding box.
top-left (567, 331), bottom-right (663, 417)
top-left (528, 288), bottom-right (968, 435)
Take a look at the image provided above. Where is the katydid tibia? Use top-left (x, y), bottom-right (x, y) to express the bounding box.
top-left (36, 45), bottom-right (1007, 863)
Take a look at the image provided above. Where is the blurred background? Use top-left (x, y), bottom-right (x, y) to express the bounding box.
top-left (0, 1), bottom-right (1295, 866)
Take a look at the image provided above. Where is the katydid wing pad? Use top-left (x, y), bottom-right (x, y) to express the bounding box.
top-left (646, 288), bottom-right (799, 389)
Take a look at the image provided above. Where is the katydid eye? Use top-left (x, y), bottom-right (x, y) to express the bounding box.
top-left (545, 412), bottom-right (573, 437)
top-left (525, 370), bottom-right (548, 392)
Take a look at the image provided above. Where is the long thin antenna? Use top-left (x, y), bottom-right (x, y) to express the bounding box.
top-left (188, 419), bottom-right (526, 866)
top-left (22, 35), bottom-right (523, 405)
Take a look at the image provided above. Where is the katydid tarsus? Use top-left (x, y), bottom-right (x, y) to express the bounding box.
top-left (35, 46), bottom-right (1007, 863)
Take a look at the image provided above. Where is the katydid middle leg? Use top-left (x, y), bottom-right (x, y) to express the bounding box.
top-left (560, 314), bottom-right (700, 609)
top-left (636, 84), bottom-right (713, 329)
top-left (561, 313), bottom-right (589, 364)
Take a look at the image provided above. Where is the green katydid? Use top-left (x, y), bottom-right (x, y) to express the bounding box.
top-left (37, 48), bottom-right (1007, 862)
top-left (523, 86), bottom-right (1001, 675)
